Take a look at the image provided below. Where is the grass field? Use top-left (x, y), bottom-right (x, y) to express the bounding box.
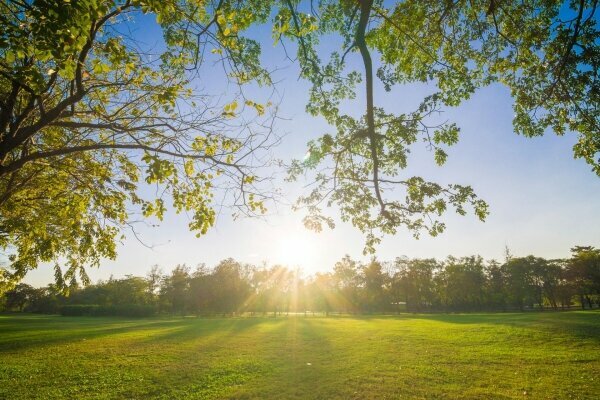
top-left (0, 312), bottom-right (598, 399)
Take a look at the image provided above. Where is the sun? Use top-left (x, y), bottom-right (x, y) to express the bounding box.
top-left (274, 232), bottom-right (320, 270)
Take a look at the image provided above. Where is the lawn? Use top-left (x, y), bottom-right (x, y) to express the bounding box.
top-left (0, 312), bottom-right (598, 399)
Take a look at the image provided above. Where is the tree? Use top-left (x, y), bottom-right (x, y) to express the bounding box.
top-left (360, 258), bottom-right (389, 312)
top-left (188, 264), bottom-right (214, 315)
top-left (567, 246), bottom-right (600, 308)
top-left (104, 275), bottom-right (152, 306)
top-left (0, 0), bottom-right (276, 292)
top-left (308, 272), bottom-right (336, 315)
top-left (27, 285), bottom-right (64, 314)
top-left (391, 257), bottom-right (438, 312)
top-left (503, 256), bottom-right (542, 311)
top-left (539, 259), bottom-right (565, 310)
top-left (283, 0), bottom-right (598, 252)
top-left (484, 260), bottom-right (506, 310)
top-left (2, 282), bottom-right (36, 311)
top-left (292, 271), bottom-right (308, 315)
top-left (438, 256), bottom-right (486, 311)
top-left (332, 254), bottom-right (361, 313)
top-left (3, 246), bottom-right (598, 315)
top-left (211, 258), bottom-right (251, 315)
top-left (146, 265), bottom-right (163, 304)
top-left (263, 265), bottom-right (294, 316)
top-left (248, 266), bottom-right (270, 315)
top-left (159, 264), bottom-right (190, 314)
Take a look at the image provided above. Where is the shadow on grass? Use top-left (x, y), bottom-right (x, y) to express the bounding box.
top-left (0, 315), bottom-right (220, 352)
top-left (0, 315), bottom-right (289, 354)
top-left (230, 316), bottom-right (338, 399)
top-left (389, 310), bottom-right (600, 342)
top-left (1, 311), bottom-right (598, 354)
top-left (140, 316), bottom-right (285, 347)
top-left (272, 311), bottom-right (600, 343)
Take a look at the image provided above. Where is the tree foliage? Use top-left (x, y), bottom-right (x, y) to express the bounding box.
top-left (283, 0), bottom-right (598, 251)
top-left (3, 246), bottom-right (599, 315)
top-left (0, 0), bottom-right (276, 291)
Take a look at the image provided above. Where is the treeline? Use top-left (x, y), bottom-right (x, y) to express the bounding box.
top-left (1, 246), bottom-right (599, 316)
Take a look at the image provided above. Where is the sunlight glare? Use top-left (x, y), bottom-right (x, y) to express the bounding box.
top-left (274, 232), bottom-right (320, 271)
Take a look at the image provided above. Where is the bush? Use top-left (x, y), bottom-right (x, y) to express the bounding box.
top-left (60, 305), bottom-right (99, 316)
top-left (112, 304), bottom-right (156, 317)
top-left (60, 304), bottom-right (156, 317)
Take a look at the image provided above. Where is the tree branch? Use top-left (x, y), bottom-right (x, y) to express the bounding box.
top-left (0, 143), bottom-right (244, 177)
top-left (355, 0), bottom-right (386, 215)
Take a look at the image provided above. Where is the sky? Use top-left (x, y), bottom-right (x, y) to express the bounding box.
top-left (23, 10), bottom-right (600, 286)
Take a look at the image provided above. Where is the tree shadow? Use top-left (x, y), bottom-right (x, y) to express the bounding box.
top-left (231, 316), bottom-right (339, 399)
top-left (0, 315), bottom-right (215, 352)
top-left (140, 316), bottom-right (284, 347)
top-left (385, 310), bottom-right (600, 342)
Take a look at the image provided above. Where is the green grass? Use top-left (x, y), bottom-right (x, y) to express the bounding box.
top-left (0, 312), bottom-right (598, 399)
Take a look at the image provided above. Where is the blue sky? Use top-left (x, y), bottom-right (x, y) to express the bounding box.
top-left (23, 11), bottom-right (600, 286)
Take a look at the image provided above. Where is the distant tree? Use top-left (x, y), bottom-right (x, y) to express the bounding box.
top-left (27, 285), bottom-right (64, 314)
top-left (104, 275), bottom-right (152, 306)
top-left (333, 255), bottom-right (361, 313)
top-left (265, 265), bottom-right (294, 316)
top-left (3, 283), bottom-right (36, 311)
top-left (248, 267), bottom-right (271, 316)
top-left (159, 265), bottom-right (190, 315)
top-left (484, 260), bottom-right (507, 311)
top-left (187, 265), bottom-right (214, 316)
top-left (503, 256), bottom-right (545, 310)
top-left (146, 265), bottom-right (163, 304)
top-left (5, 245), bottom-right (599, 316)
top-left (69, 280), bottom-right (109, 305)
top-left (540, 260), bottom-right (565, 310)
top-left (392, 258), bottom-right (438, 312)
top-left (309, 272), bottom-right (336, 316)
top-left (292, 271), bottom-right (308, 315)
top-left (567, 246), bottom-right (600, 309)
top-left (211, 258), bottom-right (251, 315)
top-left (361, 258), bottom-right (389, 313)
top-left (438, 256), bottom-right (486, 311)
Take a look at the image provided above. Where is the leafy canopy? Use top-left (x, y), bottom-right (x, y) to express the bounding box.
top-left (0, 0), bottom-right (275, 291)
top-left (282, 0), bottom-right (598, 251)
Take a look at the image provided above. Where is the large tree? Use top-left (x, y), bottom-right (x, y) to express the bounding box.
top-left (0, 0), bottom-right (276, 291)
top-left (284, 0), bottom-right (598, 251)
